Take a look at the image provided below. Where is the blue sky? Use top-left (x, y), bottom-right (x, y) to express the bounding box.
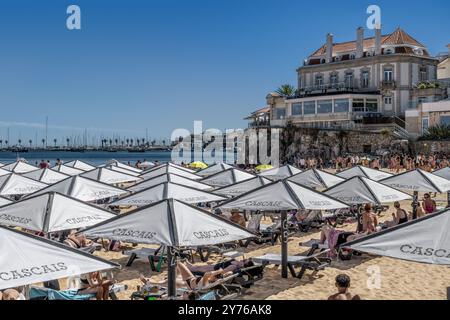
top-left (0, 0), bottom-right (449, 145)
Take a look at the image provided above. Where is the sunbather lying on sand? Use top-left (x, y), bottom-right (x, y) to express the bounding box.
top-left (64, 232), bottom-right (93, 249)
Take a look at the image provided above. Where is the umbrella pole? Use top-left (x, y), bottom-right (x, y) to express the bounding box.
top-left (281, 210), bottom-right (288, 278)
top-left (412, 191), bottom-right (419, 220)
top-left (447, 191), bottom-right (450, 207)
top-left (167, 246), bottom-right (177, 299)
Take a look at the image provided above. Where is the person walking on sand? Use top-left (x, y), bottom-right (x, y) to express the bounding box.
top-left (328, 274), bottom-right (361, 300)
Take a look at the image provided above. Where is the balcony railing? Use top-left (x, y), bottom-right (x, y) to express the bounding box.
top-left (289, 81), bottom-right (380, 99)
top-left (380, 80), bottom-right (396, 89)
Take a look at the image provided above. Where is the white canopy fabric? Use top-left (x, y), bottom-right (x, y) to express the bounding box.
top-left (82, 199), bottom-right (255, 247)
top-left (0, 162), bottom-right (4, 167)
top-left (140, 163), bottom-right (201, 180)
top-left (0, 196), bottom-right (12, 206)
top-left (52, 164), bottom-right (85, 176)
top-left (0, 173), bottom-right (47, 196)
top-left (213, 176), bottom-right (271, 197)
top-left (105, 165), bottom-right (141, 177)
top-left (336, 165), bottom-right (393, 181)
top-left (325, 176), bottom-right (412, 205)
top-left (288, 169), bottom-right (345, 189)
top-left (63, 160), bottom-right (97, 172)
top-left (144, 162), bottom-right (196, 174)
top-left (258, 165), bottom-right (302, 181)
top-left (0, 167), bottom-right (11, 177)
top-left (344, 209), bottom-right (450, 265)
top-left (218, 180), bottom-right (348, 211)
top-left (23, 168), bottom-right (70, 184)
top-left (433, 167), bottom-right (450, 180)
top-left (107, 160), bottom-right (142, 173)
top-left (0, 226), bottom-right (118, 290)
top-left (380, 169), bottom-right (450, 193)
top-left (111, 182), bottom-right (227, 206)
top-left (196, 163), bottom-right (234, 177)
top-left (201, 169), bottom-right (255, 188)
top-left (2, 161), bottom-right (38, 174)
top-left (129, 173), bottom-right (213, 192)
top-left (82, 167), bottom-right (143, 185)
top-left (0, 192), bottom-right (117, 233)
top-left (26, 176), bottom-right (129, 202)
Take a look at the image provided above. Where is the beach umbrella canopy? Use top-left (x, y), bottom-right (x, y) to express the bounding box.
top-left (0, 226), bottom-right (118, 290)
top-left (63, 160), bottom-right (96, 172)
top-left (201, 168), bottom-right (255, 188)
top-left (104, 165), bottom-right (141, 177)
top-left (380, 169), bottom-right (450, 193)
top-left (111, 182), bottom-right (227, 206)
top-left (255, 164), bottom-right (273, 172)
top-left (433, 167), bottom-right (450, 180)
top-left (82, 198), bottom-right (254, 247)
top-left (344, 209), bottom-right (450, 265)
top-left (0, 192), bottom-right (117, 233)
top-left (107, 159), bottom-right (142, 174)
top-left (26, 176), bottom-right (129, 202)
top-left (129, 173), bottom-right (212, 192)
top-left (145, 162), bottom-right (196, 173)
top-left (2, 161), bottom-right (38, 174)
top-left (188, 161), bottom-right (208, 170)
top-left (23, 168), bottom-right (70, 184)
top-left (213, 176), bottom-right (272, 197)
top-left (81, 167), bottom-right (143, 185)
top-left (0, 162), bottom-right (4, 167)
top-left (324, 176), bottom-right (412, 205)
top-left (0, 167), bottom-right (11, 177)
top-left (288, 169), bottom-right (345, 189)
top-left (258, 164), bottom-right (302, 181)
top-left (139, 163), bottom-right (201, 180)
top-left (196, 163), bottom-right (234, 177)
top-left (337, 165), bottom-right (393, 181)
top-left (218, 180), bottom-right (349, 211)
top-left (0, 173), bottom-right (47, 197)
top-left (52, 164), bottom-right (85, 176)
top-left (0, 196), bottom-right (13, 206)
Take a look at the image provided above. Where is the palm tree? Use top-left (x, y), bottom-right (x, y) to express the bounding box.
top-left (29, 139), bottom-right (32, 148)
top-left (109, 139), bottom-right (112, 147)
top-left (0, 139), bottom-right (2, 149)
top-left (114, 138), bottom-right (118, 146)
top-left (5, 140), bottom-right (8, 148)
top-left (275, 84), bottom-right (296, 98)
top-left (121, 140), bottom-right (124, 148)
top-left (18, 139), bottom-right (22, 146)
top-left (66, 138), bottom-right (70, 148)
top-left (162, 140), bottom-right (166, 146)
top-left (130, 139), bottom-right (134, 147)
top-left (41, 139), bottom-right (45, 148)
top-left (126, 138), bottom-right (129, 147)
top-left (53, 138), bottom-right (57, 148)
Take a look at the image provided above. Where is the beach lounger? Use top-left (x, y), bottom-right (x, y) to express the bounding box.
top-left (195, 243), bottom-right (239, 262)
top-left (123, 246), bottom-right (194, 271)
top-left (252, 247), bottom-right (331, 279)
top-left (297, 210), bottom-right (326, 232)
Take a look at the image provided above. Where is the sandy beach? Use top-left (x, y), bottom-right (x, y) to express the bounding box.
top-left (64, 188), bottom-right (448, 301)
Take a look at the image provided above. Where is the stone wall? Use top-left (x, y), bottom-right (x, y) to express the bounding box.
top-left (279, 126), bottom-right (410, 162)
top-left (413, 140), bottom-right (450, 154)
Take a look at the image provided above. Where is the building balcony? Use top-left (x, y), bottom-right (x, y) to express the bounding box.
top-left (380, 80), bottom-right (396, 90)
top-left (289, 81), bottom-right (379, 99)
top-left (247, 120), bottom-right (271, 128)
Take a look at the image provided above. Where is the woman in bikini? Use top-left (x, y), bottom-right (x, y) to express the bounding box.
top-left (422, 193), bottom-right (437, 214)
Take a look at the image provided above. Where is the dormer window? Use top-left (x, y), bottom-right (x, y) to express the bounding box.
top-left (366, 50), bottom-right (375, 57)
top-left (350, 53), bottom-right (356, 60)
top-left (321, 58), bottom-right (326, 64)
top-left (413, 48), bottom-right (424, 56)
top-left (384, 47), bottom-right (394, 54)
top-left (334, 55), bottom-right (341, 62)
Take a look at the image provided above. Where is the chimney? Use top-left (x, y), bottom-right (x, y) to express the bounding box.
top-left (326, 33), bottom-right (333, 63)
top-left (356, 27), bottom-right (364, 58)
top-left (375, 27), bottom-right (382, 55)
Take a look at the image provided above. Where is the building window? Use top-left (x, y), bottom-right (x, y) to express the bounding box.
top-left (419, 66), bottom-right (428, 82)
top-left (384, 47), bottom-right (394, 54)
top-left (317, 100), bottom-right (333, 114)
top-left (345, 72), bottom-right (354, 88)
top-left (418, 97), bottom-right (427, 104)
top-left (361, 70), bottom-right (370, 88)
top-left (352, 99), bottom-right (365, 113)
top-left (330, 73), bottom-right (338, 87)
top-left (366, 99), bottom-right (378, 112)
top-left (315, 75), bottom-right (324, 87)
top-left (334, 99), bottom-right (349, 113)
top-left (303, 101), bottom-right (316, 115)
top-left (422, 117), bottom-right (429, 134)
top-left (275, 108), bottom-right (286, 120)
top-left (441, 116), bottom-right (450, 126)
top-left (384, 96), bottom-right (393, 105)
top-left (350, 53), bottom-right (356, 60)
top-left (292, 103), bottom-right (302, 116)
top-left (384, 68), bottom-right (393, 82)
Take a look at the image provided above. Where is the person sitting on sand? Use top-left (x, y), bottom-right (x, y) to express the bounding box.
top-left (381, 201), bottom-right (408, 228)
top-left (183, 258), bottom-right (254, 276)
top-left (328, 274), bottom-right (361, 300)
top-left (422, 193), bottom-right (436, 214)
top-left (76, 271), bottom-right (116, 300)
top-left (230, 209), bottom-right (246, 228)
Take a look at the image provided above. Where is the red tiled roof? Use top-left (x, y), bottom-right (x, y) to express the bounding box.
top-left (310, 28), bottom-right (426, 57)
